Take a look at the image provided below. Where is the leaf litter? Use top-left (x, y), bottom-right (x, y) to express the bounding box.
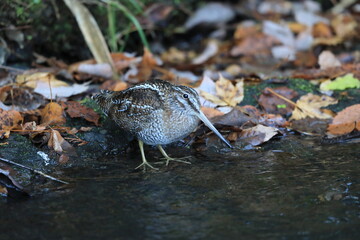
top-left (1, 0), bottom-right (360, 197)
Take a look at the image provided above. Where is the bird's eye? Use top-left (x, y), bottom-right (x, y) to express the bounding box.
top-left (183, 94), bottom-right (188, 98)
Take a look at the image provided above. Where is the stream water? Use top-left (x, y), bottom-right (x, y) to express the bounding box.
top-left (0, 135), bottom-right (359, 239)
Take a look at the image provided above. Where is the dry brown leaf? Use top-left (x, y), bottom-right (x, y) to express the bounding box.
top-left (192, 40), bottom-right (219, 65)
top-left (290, 94), bottom-right (338, 120)
top-left (100, 80), bottom-right (128, 91)
top-left (312, 22), bottom-right (333, 38)
top-left (201, 74), bottom-right (244, 107)
top-left (0, 163), bottom-right (29, 198)
top-left (48, 129), bottom-right (76, 155)
top-left (0, 109), bottom-right (23, 138)
top-left (211, 106), bottom-right (259, 127)
top-left (41, 102), bottom-right (66, 126)
top-left (231, 32), bottom-right (279, 57)
top-left (288, 22), bottom-right (307, 33)
top-left (258, 87), bottom-right (298, 115)
top-left (113, 81), bottom-right (128, 91)
top-left (79, 127), bottom-right (93, 132)
top-left (59, 154), bottom-right (70, 164)
top-left (130, 48), bottom-right (158, 82)
top-left (160, 47), bottom-right (196, 64)
top-left (318, 51), bottom-right (341, 70)
top-left (327, 104), bottom-right (360, 135)
top-left (233, 124), bottom-right (279, 146)
top-left (294, 51), bottom-right (317, 68)
top-left (20, 121), bottom-right (46, 135)
top-left (200, 107), bottom-right (224, 119)
top-left (0, 85), bottom-right (45, 111)
top-left (62, 101), bottom-right (100, 126)
top-left (234, 25), bottom-right (259, 40)
top-left (16, 72), bottom-right (68, 89)
top-left (331, 14), bottom-right (357, 39)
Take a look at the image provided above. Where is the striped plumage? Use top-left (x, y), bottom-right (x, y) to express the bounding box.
top-left (93, 79), bottom-right (232, 171)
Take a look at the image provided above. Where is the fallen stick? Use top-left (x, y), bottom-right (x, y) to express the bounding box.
top-left (0, 157), bottom-right (69, 185)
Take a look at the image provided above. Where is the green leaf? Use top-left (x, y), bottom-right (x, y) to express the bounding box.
top-left (322, 73), bottom-right (360, 91)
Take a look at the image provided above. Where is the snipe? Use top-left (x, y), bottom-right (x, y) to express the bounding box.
top-left (93, 79), bottom-right (232, 171)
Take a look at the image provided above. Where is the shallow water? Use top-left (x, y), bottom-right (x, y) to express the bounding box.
top-left (1, 136), bottom-right (359, 239)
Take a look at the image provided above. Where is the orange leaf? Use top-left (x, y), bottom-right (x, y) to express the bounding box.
top-left (327, 104), bottom-right (360, 135)
top-left (200, 107), bottom-right (224, 119)
top-left (41, 102), bottom-right (66, 126)
top-left (312, 22), bottom-right (333, 38)
top-left (62, 101), bottom-right (100, 126)
top-left (0, 109), bottom-right (23, 138)
top-left (130, 48), bottom-right (157, 82)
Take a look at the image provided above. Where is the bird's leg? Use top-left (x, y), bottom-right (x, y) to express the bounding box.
top-left (156, 145), bottom-right (191, 166)
top-left (135, 140), bottom-right (159, 171)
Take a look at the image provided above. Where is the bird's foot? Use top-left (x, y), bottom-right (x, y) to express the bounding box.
top-left (155, 156), bottom-right (192, 166)
top-left (135, 161), bottom-right (159, 172)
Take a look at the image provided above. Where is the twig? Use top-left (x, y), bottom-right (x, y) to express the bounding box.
top-left (266, 88), bottom-right (298, 107)
top-left (0, 65), bottom-right (25, 72)
top-left (266, 88), bottom-right (315, 117)
top-left (0, 157), bottom-right (69, 184)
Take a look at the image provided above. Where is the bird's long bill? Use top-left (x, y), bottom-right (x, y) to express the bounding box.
top-left (196, 111), bottom-right (233, 148)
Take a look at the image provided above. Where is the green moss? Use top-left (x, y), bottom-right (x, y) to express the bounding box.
top-left (288, 78), bottom-right (316, 94)
top-left (327, 88), bottom-right (360, 112)
top-left (240, 78), bottom-right (317, 106)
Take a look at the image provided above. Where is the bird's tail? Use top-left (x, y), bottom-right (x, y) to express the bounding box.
top-left (92, 90), bottom-right (114, 115)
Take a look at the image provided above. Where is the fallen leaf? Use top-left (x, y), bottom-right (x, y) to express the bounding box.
top-left (101, 80), bottom-right (128, 91)
top-left (34, 81), bottom-right (90, 99)
top-left (259, 114), bottom-right (288, 128)
top-left (320, 73), bottom-right (360, 91)
top-left (201, 107), bottom-right (224, 119)
top-left (234, 25), bottom-right (259, 40)
top-left (48, 129), bottom-right (76, 155)
top-left (211, 106), bottom-right (259, 127)
top-left (291, 117), bottom-right (331, 135)
top-left (331, 14), bottom-right (357, 39)
top-left (290, 94), bottom-right (338, 120)
top-left (142, 3), bottom-right (174, 27)
top-left (184, 2), bottom-right (235, 29)
top-left (69, 52), bottom-right (136, 74)
top-left (258, 87), bottom-right (298, 115)
top-left (292, 63), bottom-right (360, 80)
top-left (16, 72), bottom-right (68, 89)
top-left (79, 127), bottom-right (93, 132)
top-left (233, 124), bottom-right (279, 146)
top-left (288, 22), bottom-right (307, 34)
top-left (231, 32), bottom-right (278, 57)
top-left (312, 22), bottom-right (333, 38)
top-left (0, 163), bottom-right (29, 199)
top-left (0, 85), bottom-right (45, 111)
top-left (318, 50), bottom-right (341, 70)
top-left (258, 1), bottom-right (292, 15)
top-left (41, 102), bottom-right (66, 126)
top-left (200, 74), bottom-right (244, 107)
top-left (77, 63), bottom-right (113, 78)
top-left (161, 47), bottom-right (196, 64)
top-left (294, 51), bottom-right (317, 68)
top-left (129, 48), bottom-right (158, 82)
top-left (327, 104), bottom-right (360, 135)
top-left (59, 154), bottom-right (69, 164)
top-left (0, 109), bottom-right (23, 138)
top-left (192, 40), bottom-right (219, 65)
top-left (62, 101), bottom-right (100, 126)
top-left (16, 69), bottom-right (90, 99)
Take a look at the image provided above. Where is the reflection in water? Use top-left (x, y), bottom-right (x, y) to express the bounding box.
top-left (0, 136), bottom-right (359, 239)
